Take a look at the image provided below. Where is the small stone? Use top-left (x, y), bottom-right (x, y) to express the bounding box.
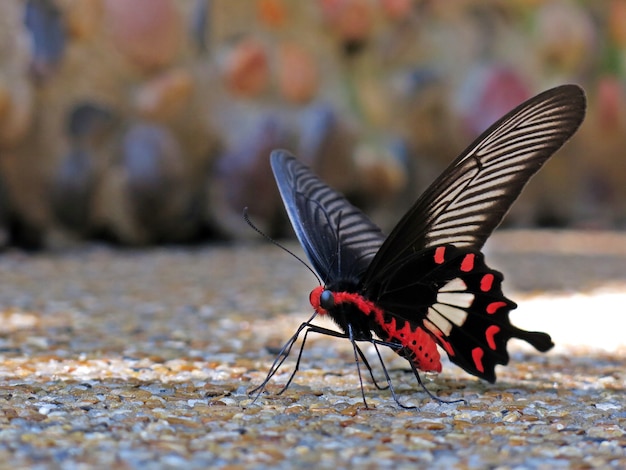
top-left (24, 0), bottom-right (67, 78)
top-left (133, 68), bottom-right (194, 121)
top-left (220, 37), bottom-right (269, 98)
top-left (0, 78), bottom-right (34, 146)
top-left (104, 0), bottom-right (182, 70)
top-left (277, 42), bottom-right (319, 104)
top-left (587, 425), bottom-right (625, 439)
top-left (63, 0), bottom-right (103, 40)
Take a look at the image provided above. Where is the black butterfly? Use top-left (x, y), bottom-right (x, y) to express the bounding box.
top-left (252, 84), bottom-right (586, 407)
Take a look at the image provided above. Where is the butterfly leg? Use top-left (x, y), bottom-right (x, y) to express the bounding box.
top-left (406, 357), bottom-right (466, 406)
top-left (365, 338), bottom-right (464, 408)
top-left (251, 315), bottom-right (362, 401)
top-left (369, 340), bottom-right (418, 410)
top-left (353, 343), bottom-right (389, 391)
top-left (365, 339), bottom-right (466, 406)
top-left (253, 315), bottom-right (427, 407)
top-left (274, 322), bottom-right (381, 403)
top-left (249, 312), bottom-right (319, 402)
top-left (288, 323), bottom-right (390, 408)
top-left (275, 322), bottom-right (328, 395)
top-left (345, 323), bottom-right (372, 409)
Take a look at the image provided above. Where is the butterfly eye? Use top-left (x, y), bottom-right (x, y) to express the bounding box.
top-left (320, 290), bottom-right (335, 310)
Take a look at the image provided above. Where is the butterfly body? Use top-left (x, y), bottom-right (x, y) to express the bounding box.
top-left (310, 285), bottom-right (443, 373)
top-left (257, 85), bottom-right (586, 404)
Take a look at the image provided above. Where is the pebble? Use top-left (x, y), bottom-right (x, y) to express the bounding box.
top-left (0, 4), bottom-right (34, 146)
top-left (103, 0), bottom-right (182, 71)
top-left (24, 0), bottom-right (67, 78)
top-left (49, 148), bottom-right (96, 234)
top-left (133, 68), bottom-right (194, 121)
top-left (96, 122), bottom-right (201, 244)
top-left (63, 0), bottom-right (103, 40)
top-left (208, 114), bottom-right (288, 237)
top-left (533, 1), bottom-right (596, 73)
top-left (277, 41), bottom-right (319, 104)
top-left (220, 36), bottom-right (270, 98)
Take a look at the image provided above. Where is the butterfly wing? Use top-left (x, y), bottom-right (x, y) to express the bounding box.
top-left (369, 244), bottom-right (552, 382)
top-left (360, 85), bottom-right (584, 381)
top-left (271, 150), bottom-right (385, 284)
top-left (365, 84), bottom-right (586, 281)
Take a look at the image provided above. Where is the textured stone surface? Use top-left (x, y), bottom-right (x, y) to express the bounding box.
top-left (0, 230), bottom-right (625, 468)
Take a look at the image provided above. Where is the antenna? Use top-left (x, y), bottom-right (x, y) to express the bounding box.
top-left (243, 208), bottom-right (322, 286)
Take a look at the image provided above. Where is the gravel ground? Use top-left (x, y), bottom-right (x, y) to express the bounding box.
top-left (0, 230), bottom-right (625, 469)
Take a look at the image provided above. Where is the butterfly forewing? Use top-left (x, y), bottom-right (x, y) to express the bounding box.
top-left (365, 85), bottom-right (586, 281)
top-left (271, 150), bottom-right (385, 283)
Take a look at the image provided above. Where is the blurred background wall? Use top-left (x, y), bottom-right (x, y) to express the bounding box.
top-left (0, 0), bottom-right (624, 249)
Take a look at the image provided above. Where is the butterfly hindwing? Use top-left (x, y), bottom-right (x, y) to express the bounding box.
top-left (271, 150), bottom-right (385, 284)
top-left (370, 244), bottom-right (553, 382)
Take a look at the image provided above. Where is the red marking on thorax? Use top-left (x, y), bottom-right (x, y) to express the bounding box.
top-left (480, 274), bottom-right (494, 292)
top-left (333, 291), bottom-right (376, 318)
top-left (486, 301), bottom-right (507, 314)
top-left (315, 289), bottom-right (442, 373)
top-left (434, 246), bottom-right (446, 264)
top-left (460, 253), bottom-right (475, 272)
top-left (472, 347), bottom-right (485, 373)
top-left (485, 325), bottom-right (500, 350)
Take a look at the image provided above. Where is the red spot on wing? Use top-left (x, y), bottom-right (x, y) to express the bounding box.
top-left (461, 253), bottom-right (475, 272)
top-left (434, 246), bottom-right (446, 264)
top-left (480, 274), bottom-right (494, 292)
top-left (486, 301), bottom-right (507, 314)
top-left (472, 347), bottom-right (485, 373)
top-left (485, 325), bottom-right (501, 350)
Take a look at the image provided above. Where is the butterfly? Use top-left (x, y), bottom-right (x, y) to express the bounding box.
top-left (252, 84), bottom-right (586, 407)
